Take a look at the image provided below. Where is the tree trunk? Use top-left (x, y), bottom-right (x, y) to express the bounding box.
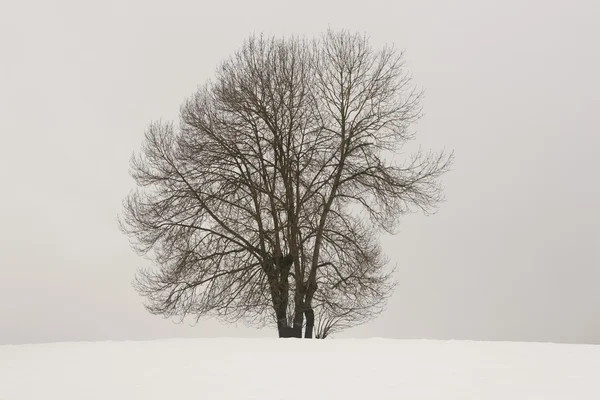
top-left (276, 308), bottom-right (291, 338)
top-left (304, 308), bottom-right (314, 338)
top-left (278, 325), bottom-right (296, 338)
top-left (277, 308), bottom-right (301, 338)
top-left (291, 308), bottom-right (304, 338)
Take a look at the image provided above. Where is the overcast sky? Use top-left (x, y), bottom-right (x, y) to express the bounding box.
top-left (1, 0), bottom-right (598, 345)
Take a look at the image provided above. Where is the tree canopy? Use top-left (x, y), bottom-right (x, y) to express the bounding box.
top-left (120, 30), bottom-right (453, 338)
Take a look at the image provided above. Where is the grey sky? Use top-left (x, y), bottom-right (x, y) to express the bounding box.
top-left (1, 0), bottom-right (598, 345)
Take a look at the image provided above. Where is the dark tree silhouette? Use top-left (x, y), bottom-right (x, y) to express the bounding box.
top-left (120, 30), bottom-right (453, 338)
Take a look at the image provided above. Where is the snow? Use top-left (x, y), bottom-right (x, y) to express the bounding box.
top-left (1, 338), bottom-right (599, 399)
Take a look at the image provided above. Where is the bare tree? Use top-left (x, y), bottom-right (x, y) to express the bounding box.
top-left (120, 30), bottom-right (453, 338)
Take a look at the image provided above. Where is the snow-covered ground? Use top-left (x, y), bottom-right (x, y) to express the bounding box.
top-left (1, 338), bottom-right (599, 399)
